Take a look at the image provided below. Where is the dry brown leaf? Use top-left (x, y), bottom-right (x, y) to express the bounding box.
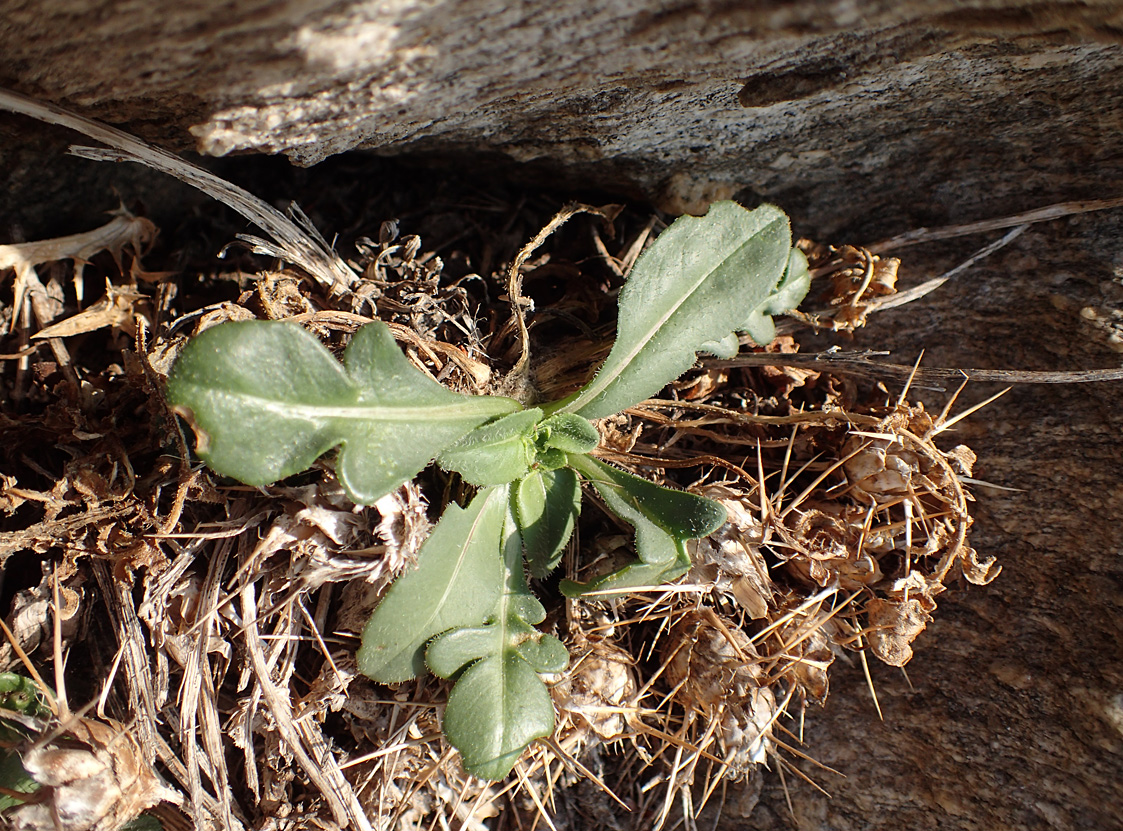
top-left (9, 717), bottom-right (179, 831)
top-left (866, 596), bottom-right (932, 666)
top-left (756, 335), bottom-right (820, 395)
top-left (688, 484), bottom-right (774, 619)
top-left (0, 212), bottom-right (156, 338)
top-left (33, 282), bottom-right (148, 340)
top-left (0, 213), bottom-right (156, 277)
top-left (554, 640), bottom-right (637, 741)
top-left (843, 434), bottom-right (925, 501)
top-left (665, 612), bottom-right (763, 710)
top-left (663, 611), bottom-right (777, 769)
top-left (0, 568), bottom-right (83, 672)
top-left (371, 482), bottom-right (429, 565)
top-left (675, 367), bottom-right (728, 400)
top-left (944, 444), bottom-right (978, 476)
top-left (782, 624), bottom-right (836, 704)
top-left (959, 547), bottom-right (1002, 585)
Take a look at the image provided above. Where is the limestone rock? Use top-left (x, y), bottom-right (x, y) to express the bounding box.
top-left (739, 198), bottom-right (1123, 831)
top-left (3, 1), bottom-right (1123, 230)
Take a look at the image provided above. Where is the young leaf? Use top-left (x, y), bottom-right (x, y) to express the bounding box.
top-left (516, 467), bottom-right (581, 577)
top-left (556, 202), bottom-right (799, 419)
top-left (438, 408), bottom-right (543, 486)
top-left (166, 320), bottom-right (520, 504)
top-left (530, 412), bottom-right (600, 471)
top-left (426, 500), bottom-right (568, 780)
top-left (561, 453), bottom-right (727, 596)
top-left (0, 672), bottom-right (50, 718)
top-left (534, 413), bottom-right (600, 455)
top-left (358, 485), bottom-right (509, 682)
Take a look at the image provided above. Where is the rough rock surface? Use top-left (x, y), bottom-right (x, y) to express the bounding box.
top-left (736, 211), bottom-right (1123, 831)
top-left (3, 1), bottom-right (1123, 229)
top-left (2, 2), bottom-right (1123, 829)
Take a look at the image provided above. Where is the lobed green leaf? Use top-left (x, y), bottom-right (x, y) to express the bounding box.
top-left (556, 202), bottom-right (801, 420)
top-left (426, 497), bottom-right (567, 779)
top-left (166, 320), bottom-right (521, 505)
top-left (698, 331), bottom-right (741, 360)
top-left (741, 246), bottom-right (812, 345)
top-left (437, 650), bottom-right (559, 781)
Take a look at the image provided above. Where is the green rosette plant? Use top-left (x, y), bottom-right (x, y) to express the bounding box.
top-left (166, 201), bottom-right (810, 779)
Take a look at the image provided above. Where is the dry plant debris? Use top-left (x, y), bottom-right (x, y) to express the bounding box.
top-left (16, 81), bottom-right (1107, 831)
top-left (0, 188), bottom-right (1007, 831)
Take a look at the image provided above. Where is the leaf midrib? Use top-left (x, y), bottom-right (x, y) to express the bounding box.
top-left (190, 385), bottom-right (517, 423)
top-left (429, 489), bottom-right (503, 636)
top-left (492, 550), bottom-right (517, 755)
